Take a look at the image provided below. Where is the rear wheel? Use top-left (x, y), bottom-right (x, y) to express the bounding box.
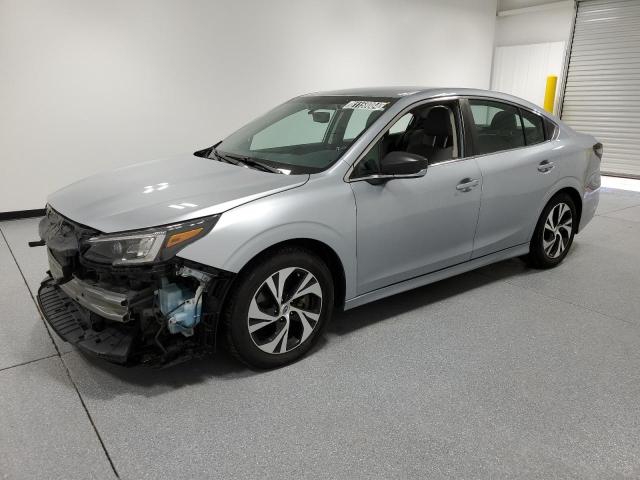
top-left (223, 247), bottom-right (334, 369)
top-left (527, 193), bottom-right (577, 269)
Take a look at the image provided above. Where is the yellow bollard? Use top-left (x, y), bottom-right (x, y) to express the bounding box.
top-left (544, 75), bottom-right (558, 114)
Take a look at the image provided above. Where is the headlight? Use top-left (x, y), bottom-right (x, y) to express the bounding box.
top-left (82, 215), bottom-right (219, 266)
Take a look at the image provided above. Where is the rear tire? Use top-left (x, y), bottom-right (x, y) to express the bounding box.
top-left (527, 193), bottom-right (577, 269)
top-left (223, 247), bottom-right (334, 369)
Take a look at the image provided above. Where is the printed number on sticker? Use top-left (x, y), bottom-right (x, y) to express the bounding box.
top-left (343, 101), bottom-right (388, 111)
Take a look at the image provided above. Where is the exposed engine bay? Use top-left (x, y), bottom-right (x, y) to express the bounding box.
top-left (36, 207), bottom-right (233, 366)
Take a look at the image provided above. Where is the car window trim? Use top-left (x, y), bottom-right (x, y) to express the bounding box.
top-left (462, 95), bottom-right (560, 137)
top-left (463, 95), bottom-right (560, 157)
top-left (464, 95), bottom-right (558, 129)
top-left (346, 96), bottom-right (468, 182)
top-left (346, 94), bottom-right (561, 182)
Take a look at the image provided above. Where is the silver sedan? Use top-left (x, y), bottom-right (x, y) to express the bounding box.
top-left (37, 87), bottom-right (601, 368)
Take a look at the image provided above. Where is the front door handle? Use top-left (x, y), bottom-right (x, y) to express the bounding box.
top-left (538, 160), bottom-right (555, 173)
top-left (456, 178), bottom-right (479, 192)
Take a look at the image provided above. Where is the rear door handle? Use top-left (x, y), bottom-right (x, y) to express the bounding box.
top-left (456, 178), bottom-right (479, 192)
top-left (538, 160), bottom-right (555, 173)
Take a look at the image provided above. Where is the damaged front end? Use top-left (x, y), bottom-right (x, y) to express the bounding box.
top-left (36, 207), bottom-right (233, 367)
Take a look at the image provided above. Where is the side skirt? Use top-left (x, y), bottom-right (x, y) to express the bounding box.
top-left (344, 243), bottom-right (529, 310)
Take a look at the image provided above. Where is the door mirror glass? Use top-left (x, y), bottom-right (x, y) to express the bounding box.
top-left (379, 151), bottom-right (428, 176)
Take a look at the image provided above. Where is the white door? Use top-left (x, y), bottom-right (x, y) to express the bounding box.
top-left (561, 0), bottom-right (640, 177)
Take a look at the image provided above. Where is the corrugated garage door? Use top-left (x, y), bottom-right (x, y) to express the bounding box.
top-left (561, 0), bottom-right (640, 178)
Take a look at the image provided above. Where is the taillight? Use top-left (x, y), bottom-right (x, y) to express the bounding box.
top-left (593, 142), bottom-right (603, 160)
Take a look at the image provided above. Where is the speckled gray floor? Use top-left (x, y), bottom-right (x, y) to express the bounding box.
top-left (1, 187), bottom-right (640, 479)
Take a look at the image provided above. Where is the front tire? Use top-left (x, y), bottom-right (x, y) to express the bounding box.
top-left (223, 247), bottom-right (334, 369)
top-left (527, 193), bottom-right (577, 269)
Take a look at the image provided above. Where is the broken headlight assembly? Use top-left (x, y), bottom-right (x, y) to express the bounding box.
top-left (82, 215), bottom-right (220, 266)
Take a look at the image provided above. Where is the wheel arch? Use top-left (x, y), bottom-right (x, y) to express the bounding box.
top-left (233, 238), bottom-right (347, 311)
top-left (554, 186), bottom-right (582, 231)
top-left (530, 178), bottom-right (584, 240)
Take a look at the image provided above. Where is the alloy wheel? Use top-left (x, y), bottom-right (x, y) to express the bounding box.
top-left (543, 202), bottom-right (573, 259)
top-left (247, 267), bottom-right (323, 354)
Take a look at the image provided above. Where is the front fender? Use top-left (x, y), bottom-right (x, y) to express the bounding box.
top-left (177, 178), bottom-right (358, 300)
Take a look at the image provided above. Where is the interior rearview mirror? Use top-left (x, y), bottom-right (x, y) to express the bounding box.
top-left (311, 111), bottom-right (331, 123)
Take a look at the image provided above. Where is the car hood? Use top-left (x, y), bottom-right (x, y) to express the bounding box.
top-left (47, 153), bottom-right (308, 232)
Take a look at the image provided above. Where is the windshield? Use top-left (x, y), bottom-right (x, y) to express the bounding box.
top-left (214, 95), bottom-right (396, 174)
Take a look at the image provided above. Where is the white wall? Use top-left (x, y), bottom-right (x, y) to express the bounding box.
top-left (492, 1), bottom-right (575, 111)
top-left (491, 41), bottom-right (566, 109)
top-left (0, 0), bottom-right (497, 212)
top-left (495, 0), bottom-right (574, 47)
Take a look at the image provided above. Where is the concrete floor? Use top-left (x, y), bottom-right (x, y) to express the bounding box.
top-left (1, 187), bottom-right (640, 479)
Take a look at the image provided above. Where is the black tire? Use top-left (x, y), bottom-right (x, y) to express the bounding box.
top-left (223, 246), bottom-right (334, 369)
top-left (527, 192), bottom-right (577, 269)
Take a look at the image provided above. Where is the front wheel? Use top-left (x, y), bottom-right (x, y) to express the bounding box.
top-left (527, 193), bottom-right (577, 269)
top-left (223, 247), bottom-right (334, 369)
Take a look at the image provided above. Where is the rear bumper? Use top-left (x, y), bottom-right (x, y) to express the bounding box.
top-left (37, 277), bottom-right (136, 364)
top-left (579, 185), bottom-right (600, 232)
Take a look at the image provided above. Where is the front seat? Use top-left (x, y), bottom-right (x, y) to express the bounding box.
top-left (402, 107), bottom-right (454, 163)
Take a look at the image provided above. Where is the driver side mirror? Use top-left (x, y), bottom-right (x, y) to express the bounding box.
top-left (379, 151), bottom-right (428, 177)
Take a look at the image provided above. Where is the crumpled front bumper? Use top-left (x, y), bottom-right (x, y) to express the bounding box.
top-left (37, 276), bottom-right (136, 364)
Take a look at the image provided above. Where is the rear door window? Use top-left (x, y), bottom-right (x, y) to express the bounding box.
top-left (544, 118), bottom-right (558, 139)
top-left (520, 109), bottom-right (545, 146)
top-left (468, 100), bottom-right (525, 155)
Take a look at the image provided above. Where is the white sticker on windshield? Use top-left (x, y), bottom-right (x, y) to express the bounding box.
top-left (343, 100), bottom-right (389, 111)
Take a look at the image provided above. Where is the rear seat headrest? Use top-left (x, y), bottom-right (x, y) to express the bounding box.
top-left (490, 110), bottom-right (517, 130)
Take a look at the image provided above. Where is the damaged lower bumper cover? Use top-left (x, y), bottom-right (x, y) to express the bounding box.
top-left (38, 277), bottom-right (137, 364)
top-left (37, 266), bottom-right (233, 366)
top-left (35, 207), bottom-right (234, 366)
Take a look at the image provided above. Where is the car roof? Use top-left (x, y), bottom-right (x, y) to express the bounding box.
top-left (306, 86), bottom-right (431, 98)
top-left (305, 87), bottom-right (551, 118)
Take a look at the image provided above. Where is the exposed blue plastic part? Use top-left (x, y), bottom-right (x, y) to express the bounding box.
top-left (158, 283), bottom-right (201, 336)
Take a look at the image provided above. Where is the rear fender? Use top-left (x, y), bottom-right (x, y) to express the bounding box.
top-left (527, 176), bottom-right (584, 241)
